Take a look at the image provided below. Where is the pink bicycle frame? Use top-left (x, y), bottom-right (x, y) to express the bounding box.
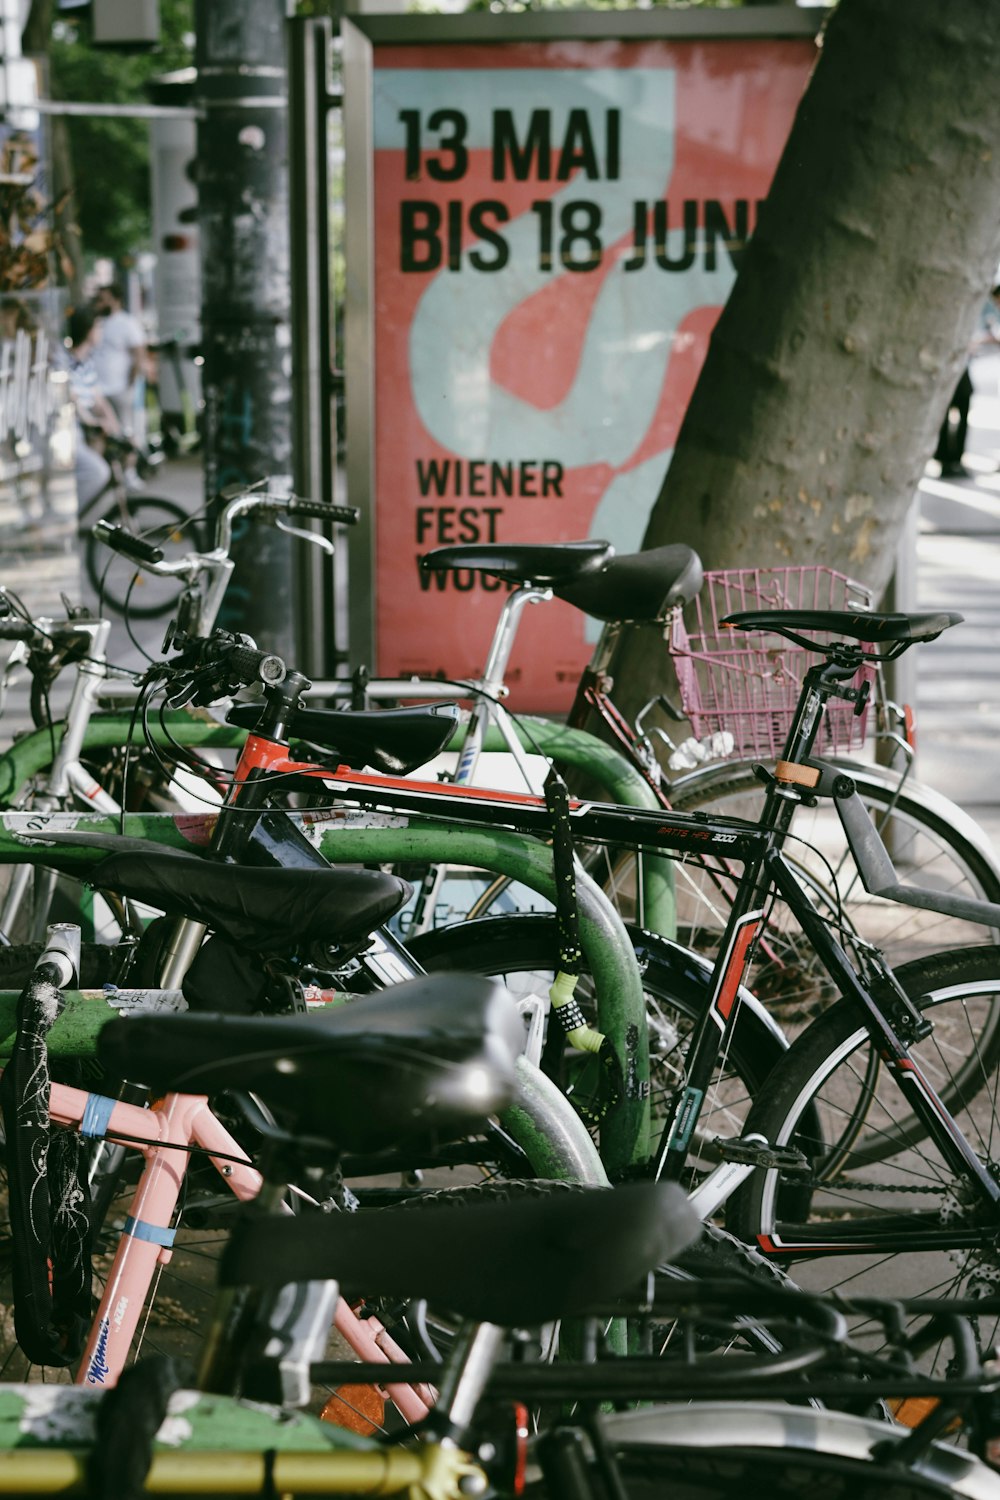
top-left (40, 1074), bottom-right (433, 1422)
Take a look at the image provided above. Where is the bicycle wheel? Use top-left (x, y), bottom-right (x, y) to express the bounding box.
top-left (726, 946), bottom-right (1000, 1357)
top-left (406, 914), bottom-right (784, 1187)
top-left (538, 1404), bottom-right (997, 1500)
top-left (666, 762), bottom-right (1000, 1028)
top-left (85, 494), bottom-right (197, 619)
top-left (0, 1128), bottom-right (241, 1385)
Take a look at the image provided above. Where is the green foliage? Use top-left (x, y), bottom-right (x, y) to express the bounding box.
top-left (422, 0), bottom-right (745, 11)
top-left (296, 0), bottom-right (748, 12)
top-left (43, 0), bottom-right (194, 264)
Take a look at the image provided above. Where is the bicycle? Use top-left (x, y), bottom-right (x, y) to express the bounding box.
top-left (124, 611), bottom-right (1000, 1358)
top-left (414, 543), bottom-right (1000, 1011)
top-left (34, 966), bottom-right (1000, 1500)
top-left (0, 606), bottom-right (785, 1185)
top-left (0, 918), bottom-right (779, 1436)
top-left (14, 543), bottom-right (997, 1192)
top-left (0, 915), bottom-right (608, 1393)
top-left (88, 514), bottom-right (1000, 993)
top-left (0, 485), bottom-right (355, 941)
top-left (76, 433), bottom-right (200, 620)
top-left (64, 522), bottom-right (999, 1116)
top-left (54, 612), bottom-right (991, 1199)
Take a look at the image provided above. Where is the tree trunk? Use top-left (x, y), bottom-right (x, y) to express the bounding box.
top-left (610, 0), bottom-right (1000, 715)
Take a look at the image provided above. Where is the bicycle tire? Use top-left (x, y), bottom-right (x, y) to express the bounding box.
top-left (85, 494), bottom-right (197, 619)
top-left (406, 914), bottom-right (784, 1189)
top-left (726, 946), bottom-right (1000, 1353)
top-left (537, 1405), bottom-right (996, 1500)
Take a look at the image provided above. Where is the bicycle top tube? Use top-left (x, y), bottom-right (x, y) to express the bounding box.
top-left (230, 737), bottom-right (771, 867)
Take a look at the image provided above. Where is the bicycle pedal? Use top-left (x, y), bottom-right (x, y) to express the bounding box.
top-left (714, 1134), bottom-right (812, 1177)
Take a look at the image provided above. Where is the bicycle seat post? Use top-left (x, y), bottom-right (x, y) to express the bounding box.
top-left (454, 582), bottom-right (551, 788)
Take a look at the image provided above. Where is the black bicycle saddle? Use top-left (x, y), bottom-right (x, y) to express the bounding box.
top-left (219, 1181), bottom-right (700, 1326)
top-left (96, 972), bottom-right (524, 1152)
top-left (553, 545), bottom-right (703, 623)
top-left (420, 540), bottom-right (612, 586)
top-left (93, 847), bottom-right (412, 954)
top-left (723, 608), bottom-right (963, 645)
top-left (226, 701), bottom-right (460, 776)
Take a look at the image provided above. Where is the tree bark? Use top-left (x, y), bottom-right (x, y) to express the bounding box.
top-left (610, 0), bottom-right (1000, 715)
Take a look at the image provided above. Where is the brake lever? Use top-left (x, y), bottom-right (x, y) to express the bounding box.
top-left (273, 516), bottom-right (336, 555)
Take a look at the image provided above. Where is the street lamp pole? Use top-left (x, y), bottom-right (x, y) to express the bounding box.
top-left (193, 0), bottom-right (295, 659)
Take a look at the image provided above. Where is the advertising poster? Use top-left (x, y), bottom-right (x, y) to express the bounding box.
top-left (354, 21), bottom-right (818, 711)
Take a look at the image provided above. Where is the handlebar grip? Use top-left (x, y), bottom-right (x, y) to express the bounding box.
top-left (223, 644), bottom-right (287, 688)
top-left (93, 522), bottom-right (165, 566)
top-left (0, 620), bottom-right (34, 641)
top-left (284, 499), bottom-right (360, 526)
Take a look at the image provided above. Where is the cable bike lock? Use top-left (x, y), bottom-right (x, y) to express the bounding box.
top-left (0, 929), bottom-right (93, 1367)
top-left (543, 768), bottom-right (623, 1128)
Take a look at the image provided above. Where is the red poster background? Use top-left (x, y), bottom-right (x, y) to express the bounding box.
top-left (371, 38), bottom-right (815, 711)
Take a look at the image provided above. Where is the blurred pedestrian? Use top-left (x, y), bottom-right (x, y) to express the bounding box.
top-left (934, 365), bottom-right (973, 479)
top-left (63, 305), bottom-right (117, 507)
top-left (92, 282), bottom-right (152, 484)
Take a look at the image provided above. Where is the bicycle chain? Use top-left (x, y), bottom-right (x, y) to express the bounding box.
top-left (800, 1176), bottom-right (940, 1194)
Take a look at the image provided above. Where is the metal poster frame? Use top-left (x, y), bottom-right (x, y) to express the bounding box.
top-left (343, 6), bottom-right (824, 700)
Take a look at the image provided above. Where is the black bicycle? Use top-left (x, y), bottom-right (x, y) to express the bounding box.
top-left (78, 433), bottom-right (198, 618)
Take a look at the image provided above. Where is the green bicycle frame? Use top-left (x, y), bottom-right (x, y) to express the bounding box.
top-left (1, 707), bottom-right (677, 940)
top-left (0, 808), bottom-right (651, 1174)
top-left (450, 714), bottom-right (676, 938)
top-left (0, 714), bottom-right (244, 807)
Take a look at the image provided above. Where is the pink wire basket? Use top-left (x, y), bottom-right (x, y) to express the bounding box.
top-left (667, 566), bottom-right (875, 761)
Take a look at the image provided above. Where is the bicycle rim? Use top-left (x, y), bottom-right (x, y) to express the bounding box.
top-left (727, 946), bottom-right (1000, 1362)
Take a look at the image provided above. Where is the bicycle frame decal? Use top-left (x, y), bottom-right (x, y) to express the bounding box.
top-left (83, 1321), bottom-right (111, 1387)
top-left (708, 912), bottom-right (762, 1027)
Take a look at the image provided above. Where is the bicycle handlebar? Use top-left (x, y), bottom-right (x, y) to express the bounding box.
top-left (93, 522), bottom-right (165, 566)
top-left (0, 620), bottom-right (36, 642)
top-left (288, 498), bottom-right (359, 524)
top-left (91, 486), bottom-right (357, 585)
top-left (222, 642), bottom-right (287, 689)
top-left (158, 628), bottom-right (287, 704)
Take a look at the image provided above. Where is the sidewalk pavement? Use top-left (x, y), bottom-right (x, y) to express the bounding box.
top-left (914, 346), bottom-right (1000, 846)
top-left (0, 411), bottom-right (998, 853)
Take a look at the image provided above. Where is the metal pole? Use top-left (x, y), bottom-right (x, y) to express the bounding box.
top-left (193, 0), bottom-right (294, 659)
top-left (288, 15), bottom-right (337, 679)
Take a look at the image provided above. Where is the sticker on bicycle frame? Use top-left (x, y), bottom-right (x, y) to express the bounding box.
top-left (709, 913), bottom-right (762, 1027)
top-left (84, 1319), bottom-right (111, 1386)
top-left (104, 988), bottom-right (188, 1016)
top-left (666, 1085), bottom-right (704, 1153)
